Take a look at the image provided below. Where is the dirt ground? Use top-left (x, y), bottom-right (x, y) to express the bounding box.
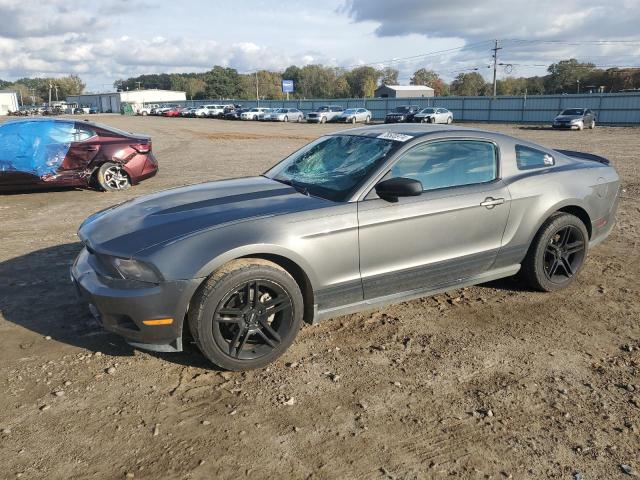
top-left (0, 115), bottom-right (638, 480)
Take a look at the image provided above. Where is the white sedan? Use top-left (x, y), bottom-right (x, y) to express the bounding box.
top-left (413, 107), bottom-right (453, 124)
top-left (240, 107), bottom-right (270, 120)
top-left (336, 108), bottom-right (372, 124)
top-left (264, 108), bottom-right (304, 122)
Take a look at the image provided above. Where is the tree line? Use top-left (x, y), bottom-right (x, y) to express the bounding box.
top-left (0, 75), bottom-right (85, 105)
top-left (2, 59), bottom-right (638, 105)
top-left (114, 60), bottom-right (640, 99)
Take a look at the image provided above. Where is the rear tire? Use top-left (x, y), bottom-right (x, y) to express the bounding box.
top-left (188, 259), bottom-right (304, 371)
top-left (447, 116), bottom-right (453, 124)
top-left (95, 162), bottom-right (131, 191)
top-left (351, 117), bottom-right (357, 124)
top-left (365, 116), bottom-right (371, 124)
top-left (520, 213), bottom-right (588, 292)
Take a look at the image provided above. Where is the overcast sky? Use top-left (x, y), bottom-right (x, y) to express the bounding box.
top-left (1, 0), bottom-right (639, 91)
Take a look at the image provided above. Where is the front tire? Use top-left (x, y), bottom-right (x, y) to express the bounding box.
top-left (351, 117), bottom-right (357, 124)
top-left (520, 213), bottom-right (588, 292)
top-left (283, 116), bottom-right (288, 122)
top-left (589, 120), bottom-right (595, 129)
top-left (188, 259), bottom-right (304, 371)
top-left (365, 116), bottom-right (371, 124)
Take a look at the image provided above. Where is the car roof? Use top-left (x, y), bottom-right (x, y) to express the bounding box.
top-left (333, 123), bottom-right (514, 142)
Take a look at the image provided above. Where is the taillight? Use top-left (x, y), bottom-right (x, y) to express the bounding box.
top-left (131, 142), bottom-right (151, 153)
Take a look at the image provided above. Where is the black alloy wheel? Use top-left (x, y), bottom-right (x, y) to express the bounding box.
top-left (212, 279), bottom-right (293, 361)
top-left (521, 213), bottom-right (589, 292)
top-left (189, 259), bottom-right (304, 370)
top-left (543, 225), bottom-right (586, 283)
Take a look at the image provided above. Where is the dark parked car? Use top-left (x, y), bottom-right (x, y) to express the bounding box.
top-left (72, 124), bottom-right (619, 370)
top-left (384, 105), bottom-right (420, 123)
top-left (553, 108), bottom-right (596, 130)
top-left (0, 119), bottom-right (158, 191)
top-left (224, 108), bottom-right (248, 120)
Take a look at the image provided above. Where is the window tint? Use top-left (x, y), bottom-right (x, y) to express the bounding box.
top-left (391, 140), bottom-right (498, 191)
top-left (515, 145), bottom-right (554, 170)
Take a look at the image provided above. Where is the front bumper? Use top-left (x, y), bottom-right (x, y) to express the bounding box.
top-left (384, 116), bottom-right (405, 123)
top-left (71, 248), bottom-right (201, 352)
top-left (552, 122), bottom-right (580, 129)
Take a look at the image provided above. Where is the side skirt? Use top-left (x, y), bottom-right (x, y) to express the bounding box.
top-left (312, 264), bottom-right (521, 324)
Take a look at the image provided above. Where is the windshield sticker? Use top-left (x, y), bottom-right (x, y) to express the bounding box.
top-left (377, 132), bottom-right (414, 142)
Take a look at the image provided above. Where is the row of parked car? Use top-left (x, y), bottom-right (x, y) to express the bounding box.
top-left (136, 103), bottom-right (456, 124)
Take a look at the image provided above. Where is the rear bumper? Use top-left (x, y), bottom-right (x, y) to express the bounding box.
top-left (71, 248), bottom-right (201, 352)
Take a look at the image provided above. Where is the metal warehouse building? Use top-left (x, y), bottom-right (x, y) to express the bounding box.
top-left (66, 89), bottom-right (186, 113)
top-left (375, 85), bottom-right (435, 98)
top-left (0, 90), bottom-right (19, 115)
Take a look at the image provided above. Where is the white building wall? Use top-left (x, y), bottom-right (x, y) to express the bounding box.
top-left (0, 91), bottom-right (19, 115)
top-left (119, 90), bottom-right (186, 113)
top-left (66, 90), bottom-right (186, 113)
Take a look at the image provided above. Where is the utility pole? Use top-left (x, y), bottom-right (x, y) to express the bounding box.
top-left (54, 84), bottom-right (59, 101)
top-left (136, 81), bottom-right (142, 90)
top-left (255, 71), bottom-right (259, 107)
top-left (491, 39), bottom-right (502, 97)
top-left (29, 87), bottom-right (36, 105)
top-left (48, 82), bottom-right (52, 105)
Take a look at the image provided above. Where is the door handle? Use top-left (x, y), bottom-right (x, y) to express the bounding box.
top-left (480, 197), bottom-right (505, 209)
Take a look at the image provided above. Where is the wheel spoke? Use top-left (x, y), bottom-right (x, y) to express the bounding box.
top-left (228, 326), bottom-right (245, 356)
top-left (255, 328), bottom-right (278, 348)
top-left (258, 317), bottom-right (282, 343)
top-left (565, 240), bottom-right (584, 255)
top-left (560, 256), bottom-right (574, 276)
top-left (264, 295), bottom-right (291, 315)
top-left (559, 227), bottom-right (571, 247)
top-left (252, 281), bottom-right (260, 307)
top-left (235, 329), bottom-right (251, 357)
top-left (547, 257), bottom-right (560, 277)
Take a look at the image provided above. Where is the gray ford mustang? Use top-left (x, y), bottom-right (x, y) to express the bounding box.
top-left (72, 124), bottom-right (620, 370)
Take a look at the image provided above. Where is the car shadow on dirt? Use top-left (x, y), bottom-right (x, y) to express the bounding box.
top-left (0, 243), bottom-right (136, 357)
top-left (0, 242), bottom-right (224, 368)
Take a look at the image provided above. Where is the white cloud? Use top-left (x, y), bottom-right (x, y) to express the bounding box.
top-left (1, 0), bottom-right (639, 90)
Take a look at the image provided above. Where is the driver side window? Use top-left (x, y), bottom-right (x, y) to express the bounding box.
top-left (390, 140), bottom-right (498, 191)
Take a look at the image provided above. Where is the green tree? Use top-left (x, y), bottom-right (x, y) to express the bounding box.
top-left (545, 59), bottom-right (596, 93)
top-left (450, 72), bottom-right (488, 96)
top-left (496, 76), bottom-right (528, 95)
top-left (410, 68), bottom-right (449, 96)
top-left (379, 67), bottom-right (399, 86)
top-left (346, 66), bottom-right (381, 97)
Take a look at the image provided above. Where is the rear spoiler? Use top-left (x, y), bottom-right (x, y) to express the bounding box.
top-left (554, 149), bottom-right (610, 165)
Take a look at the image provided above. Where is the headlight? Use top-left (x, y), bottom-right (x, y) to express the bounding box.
top-left (109, 257), bottom-right (162, 283)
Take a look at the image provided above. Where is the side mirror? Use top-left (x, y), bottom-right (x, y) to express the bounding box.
top-left (375, 177), bottom-right (423, 201)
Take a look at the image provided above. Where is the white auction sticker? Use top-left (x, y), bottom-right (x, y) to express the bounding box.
top-left (377, 132), bottom-right (414, 142)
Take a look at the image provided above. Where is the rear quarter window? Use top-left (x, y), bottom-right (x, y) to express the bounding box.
top-left (516, 145), bottom-right (555, 170)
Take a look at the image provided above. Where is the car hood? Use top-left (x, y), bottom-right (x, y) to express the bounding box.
top-left (555, 115), bottom-right (582, 121)
top-left (78, 176), bottom-right (331, 257)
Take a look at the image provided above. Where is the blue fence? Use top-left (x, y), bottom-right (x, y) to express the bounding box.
top-left (175, 92), bottom-right (640, 124)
